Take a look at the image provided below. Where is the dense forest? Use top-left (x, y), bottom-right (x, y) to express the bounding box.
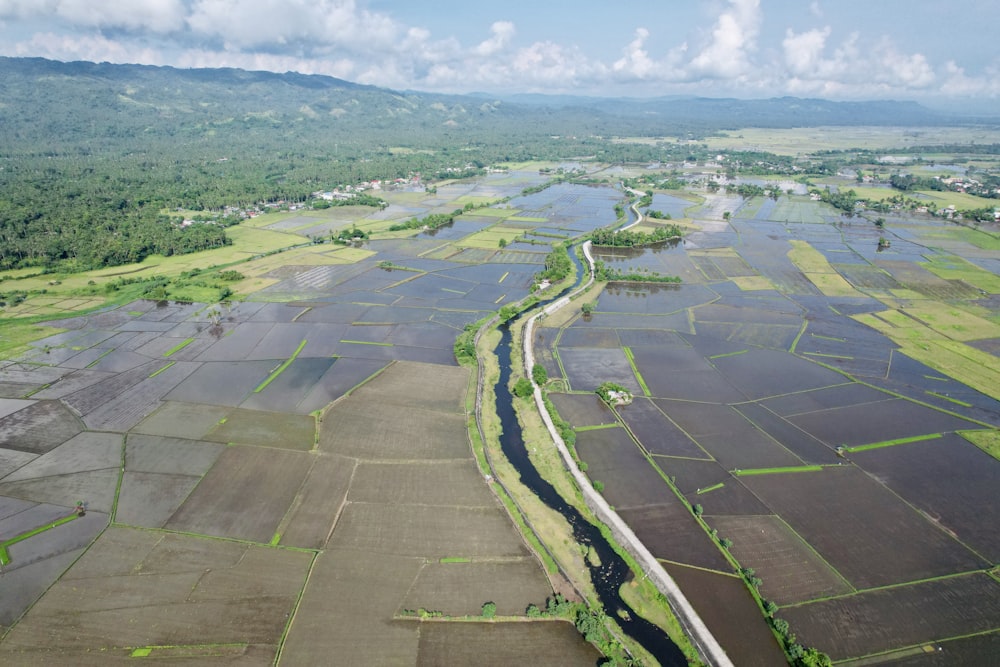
top-left (0, 57), bottom-right (987, 272)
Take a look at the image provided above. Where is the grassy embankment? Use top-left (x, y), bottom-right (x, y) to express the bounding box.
top-left (492, 273), bottom-right (704, 665)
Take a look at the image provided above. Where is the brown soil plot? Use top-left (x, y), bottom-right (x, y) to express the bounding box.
top-left (784, 572), bottom-right (1000, 661)
top-left (165, 445), bottom-right (312, 543)
top-left (739, 466), bottom-right (987, 589)
top-left (710, 514), bottom-right (853, 605)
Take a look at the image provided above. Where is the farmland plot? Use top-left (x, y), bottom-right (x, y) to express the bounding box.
top-left (417, 622), bottom-right (603, 665)
top-left (664, 562), bottom-right (787, 667)
top-left (739, 466), bottom-right (987, 589)
top-left (0, 526), bottom-right (312, 665)
top-left (784, 573), bottom-right (1000, 662)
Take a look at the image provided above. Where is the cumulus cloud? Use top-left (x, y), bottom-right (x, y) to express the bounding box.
top-left (940, 61), bottom-right (1000, 98)
top-left (187, 0), bottom-right (400, 52)
top-left (783, 27), bottom-right (831, 77)
top-left (0, 0), bottom-right (990, 100)
top-left (12, 31), bottom-right (163, 64)
top-left (689, 0), bottom-right (761, 78)
top-left (613, 28), bottom-right (655, 79)
top-left (474, 21), bottom-right (514, 57)
top-left (781, 26), bottom-right (937, 97)
top-left (0, 0), bottom-right (186, 32)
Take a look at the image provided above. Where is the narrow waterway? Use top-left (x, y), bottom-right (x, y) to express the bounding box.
top-left (490, 238), bottom-right (686, 665)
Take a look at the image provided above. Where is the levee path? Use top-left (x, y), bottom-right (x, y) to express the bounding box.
top-left (523, 240), bottom-right (735, 667)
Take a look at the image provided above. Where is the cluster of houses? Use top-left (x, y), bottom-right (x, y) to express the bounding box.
top-left (313, 175), bottom-right (423, 201)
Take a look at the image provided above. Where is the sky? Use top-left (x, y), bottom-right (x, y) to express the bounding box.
top-left (1, 0), bottom-right (998, 108)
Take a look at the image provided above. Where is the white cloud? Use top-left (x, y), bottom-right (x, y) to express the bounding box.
top-left (187, 0), bottom-right (400, 52)
top-left (873, 40), bottom-right (935, 89)
top-left (782, 27), bottom-right (831, 77)
top-left (474, 21), bottom-right (514, 57)
top-left (0, 0), bottom-right (186, 32)
top-left (0, 0), bottom-right (990, 101)
top-left (780, 27), bottom-right (938, 97)
top-left (12, 31), bottom-right (162, 64)
top-left (613, 28), bottom-right (655, 79)
top-left (940, 61), bottom-right (1000, 98)
top-left (689, 0), bottom-right (760, 78)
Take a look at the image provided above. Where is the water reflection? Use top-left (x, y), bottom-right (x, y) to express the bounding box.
top-left (603, 283), bottom-right (682, 298)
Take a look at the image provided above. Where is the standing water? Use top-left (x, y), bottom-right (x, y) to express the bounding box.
top-left (489, 242), bottom-right (686, 665)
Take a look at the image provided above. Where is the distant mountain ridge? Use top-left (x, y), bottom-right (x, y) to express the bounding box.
top-left (0, 56), bottom-right (978, 146)
top-left (487, 92), bottom-right (947, 126)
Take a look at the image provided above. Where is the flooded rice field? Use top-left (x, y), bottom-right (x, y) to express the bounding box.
top-left (536, 188), bottom-right (1000, 663)
top-left (1, 169), bottom-right (999, 664)
top-left (0, 170), bottom-right (613, 663)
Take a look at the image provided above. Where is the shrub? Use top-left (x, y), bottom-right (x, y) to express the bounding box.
top-left (512, 377), bottom-right (534, 398)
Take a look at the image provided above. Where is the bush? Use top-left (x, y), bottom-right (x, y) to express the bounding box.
top-left (481, 601), bottom-right (497, 619)
top-left (531, 363), bottom-right (548, 386)
top-left (512, 377), bottom-right (534, 398)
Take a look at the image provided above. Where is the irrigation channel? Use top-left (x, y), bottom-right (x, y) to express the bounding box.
top-left (490, 241), bottom-right (688, 665)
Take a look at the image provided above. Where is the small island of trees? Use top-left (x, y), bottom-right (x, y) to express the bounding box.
top-left (591, 224), bottom-right (683, 248)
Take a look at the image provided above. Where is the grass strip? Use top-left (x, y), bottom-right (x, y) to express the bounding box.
top-left (338, 339), bottom-right (393, 346)
top-left (85, 347), bottom-right (114, 368)
top-left (959, 430), bottom-right (1000, 461)
top-left (708, 349), bottom-right (748, 360)
top-left (439, 557), bottom-right (472, 563)
top-left (254, 339), bottom-right (307, 393)
top-left (128, 644), bottom-right (250, 659)
top-left (732, 465), bottom-right (823, 477)
top-left (148, 361), bottom-right (176, 378)
top-left (498, 271), bottom-right (509, 284)
top-left (163, 338), bottom-right (195, 357)
top-left (696, 482), bottom-right (725, 495)
top-left (622, 347), bottom-right (651, 397)
top-left (845, 433), bottom-right (943, 453)
top-left (494, 486), bottom-right (559, 575)
top-left (0, 512), bottom-right (79, 565)
top-left (925, 391), bottom-right (973, 407)
top-left (788, 321), bottom-right (808, 354)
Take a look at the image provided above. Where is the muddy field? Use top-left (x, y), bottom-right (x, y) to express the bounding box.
top-left (3, 168), bottom-right (999, 665)
top-left (1, 170), bottom-right (610, 664)
top-left (783, 573), bottom-right (1000, 661)
top-left (664, 562), bottom-right (787, 667)
top-left (542, 186), bottom-right (1000, 663)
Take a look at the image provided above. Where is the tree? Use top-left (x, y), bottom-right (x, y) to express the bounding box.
top-left (723, 211), bottom-right (731, 221)
top-left (531, 363), bottom-right (548, 386)
top-left (481, 601), bottom-right (497, 619)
